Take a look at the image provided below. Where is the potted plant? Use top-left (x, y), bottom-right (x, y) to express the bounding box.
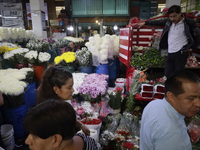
top-left (108, 87), bottom-right (126, 114)
top-left (54, 51), bottom-right (76, 73)
top-left (24, 50), bottom-right (51, 81)
top-left (75, 47), bottom-right (93, 74)
top-left (3, 48), bottom-right (29, 69)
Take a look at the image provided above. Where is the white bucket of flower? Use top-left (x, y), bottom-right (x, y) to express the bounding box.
top-left (81, 117), bottom-right (102, 139)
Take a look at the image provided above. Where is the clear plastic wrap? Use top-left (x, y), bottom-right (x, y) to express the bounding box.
top-left (188, 118), bottom-right (200, 143)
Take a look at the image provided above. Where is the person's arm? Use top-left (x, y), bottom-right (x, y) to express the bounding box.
top-left (138, 19), bottom-right (168, 28)
top-left (190, 21), bottom-right (200, 50)
top-left (0, 91), bottom-right (4, 106)
top-left (76, 120), bottom-right (90, 136)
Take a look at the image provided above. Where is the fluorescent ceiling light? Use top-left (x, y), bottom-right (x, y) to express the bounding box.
top-left (3, 16), bottom-right (17, 18)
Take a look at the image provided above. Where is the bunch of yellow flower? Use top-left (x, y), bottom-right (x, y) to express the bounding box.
top-left (0, 46), bottom-right (19, 53)
top-left (54, 52), bottom-right (76, 65)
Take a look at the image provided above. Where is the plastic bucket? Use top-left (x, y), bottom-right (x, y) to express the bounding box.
top-left (2, 133), bottom-right (15, 150)
top-left (95, 64), bottom-right (109, 84)
top-left (2, 59), bottom-right (15, 69)
top-left (108, 59), bottom-right (117, 79)
top-left (2, 105), bottom-right (27, 138)
top-left (24, 82), bottom-right (37, 109)
top-left (95, 64), bottom-right (109, 76)
top-left (15, 63), bottom-right (28, 69)
top-left (1, 124), bottom-right (15, 150)
top-left (33, 65), bottom-right (45, 82)
top-left (80, 66), bottom-right (93, 74)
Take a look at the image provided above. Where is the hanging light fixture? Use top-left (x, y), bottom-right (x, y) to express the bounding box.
top-left (113, 25), bottom-right (118, 30)
top-left (78, 26), bottom-right (82, 30)
top-left (67, 26), bottom-right (74, 31)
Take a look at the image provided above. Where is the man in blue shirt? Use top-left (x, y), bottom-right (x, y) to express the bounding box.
top-left (140, 70), bottom-right (200, 150)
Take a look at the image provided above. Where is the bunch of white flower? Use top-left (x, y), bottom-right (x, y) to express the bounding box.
top-left (38, 52), bottom-right (51, 62)
top-left (103, 130), bottom-right (115, 141)
top-left (0, 68), bottom-right (33, 96)
top-left (72, 73), bottom-right (88, 95)
top-left (3, 48), bottom-right (29, 59)
top-left (24, 50), bottom-right (50, 65)
top-left (64, 36), bottom-right (84, 43)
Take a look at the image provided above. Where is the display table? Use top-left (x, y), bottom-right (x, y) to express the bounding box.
top-left (135, 93), bottom-right (155, 105)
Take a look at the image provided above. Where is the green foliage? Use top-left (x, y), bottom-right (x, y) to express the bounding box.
top-left (108, 91), bottom-right (122, 110)
top-left (130, 48), bottom-right (165, 70)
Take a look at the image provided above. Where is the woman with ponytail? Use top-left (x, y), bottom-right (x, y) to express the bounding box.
top-left (37, 66), bottom-right (90, 136)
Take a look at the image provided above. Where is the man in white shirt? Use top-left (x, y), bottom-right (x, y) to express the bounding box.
top-left (139, 5), bottom-right (200, 78)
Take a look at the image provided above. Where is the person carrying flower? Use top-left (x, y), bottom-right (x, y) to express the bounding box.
top-left (23, 100), bottom-right (98, 150)
top-left (37, 66), bottom-right (90, 136)
top-left (140, 70), bottom-right (200, 150)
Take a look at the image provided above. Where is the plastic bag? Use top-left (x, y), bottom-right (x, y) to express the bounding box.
top-left (188, 118), bottom-right (200, 143)
top-left (100, 102), bottom-right (112, 118)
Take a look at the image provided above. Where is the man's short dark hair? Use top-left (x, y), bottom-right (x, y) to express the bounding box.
top-left (168, 5), bottom-right (181, 14)
top-left (165, 70), bottom-right (200, 96)
top-left (23, 100), bottom-right (76, 140)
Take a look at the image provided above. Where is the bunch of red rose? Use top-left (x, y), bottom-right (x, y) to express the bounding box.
top-left (122, 141), bottom-right (134, 150)
top-left (81, 117), bottom-right (101, 125)
top-left (116, 127), bottom-right (130, 136)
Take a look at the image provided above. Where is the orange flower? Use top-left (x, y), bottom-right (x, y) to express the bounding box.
top-left (139, 74), bottom-right (146, 82)
top-left (140, 71), bottom-right (144, 76)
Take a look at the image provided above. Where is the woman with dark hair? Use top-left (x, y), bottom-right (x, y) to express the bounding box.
top-left (37, 66), bottom-right (90, 136)
top-left (23, 100), bottom-right (98, 150)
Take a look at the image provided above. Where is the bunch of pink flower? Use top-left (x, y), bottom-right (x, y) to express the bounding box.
top-left (78, 73), bottom-right (109, 98)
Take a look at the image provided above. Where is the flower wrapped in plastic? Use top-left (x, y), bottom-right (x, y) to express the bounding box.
top-left (75, 47), bottom-right (92, 67)
top-left (100, 114), bottom-right (121, 146)
top-left (123, 112), bottom-right (140, 138)
top-left (126, 70), bottom-right (147, 113)
top-left (188, 118), bottom-right (200, 143)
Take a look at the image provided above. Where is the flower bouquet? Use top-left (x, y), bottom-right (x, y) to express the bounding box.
top-left (115, 116), bottom-right (133, 149)
top-left (188, 118), bottom-right (200, 143)
top-left (75, 47), bottom-right (92, 67)
top-left (74, 101), bottom-right (94, 119)
top-left (54, 51), bottom-right (76, 73)
top-left (78, 73), bottom-right (108, 102)
top-left (3, 48), bottom-right (29, 67)
top-left (126, 70), bottom-right (147, 113)
top-left (108, 87), bottom-right (126, 113)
